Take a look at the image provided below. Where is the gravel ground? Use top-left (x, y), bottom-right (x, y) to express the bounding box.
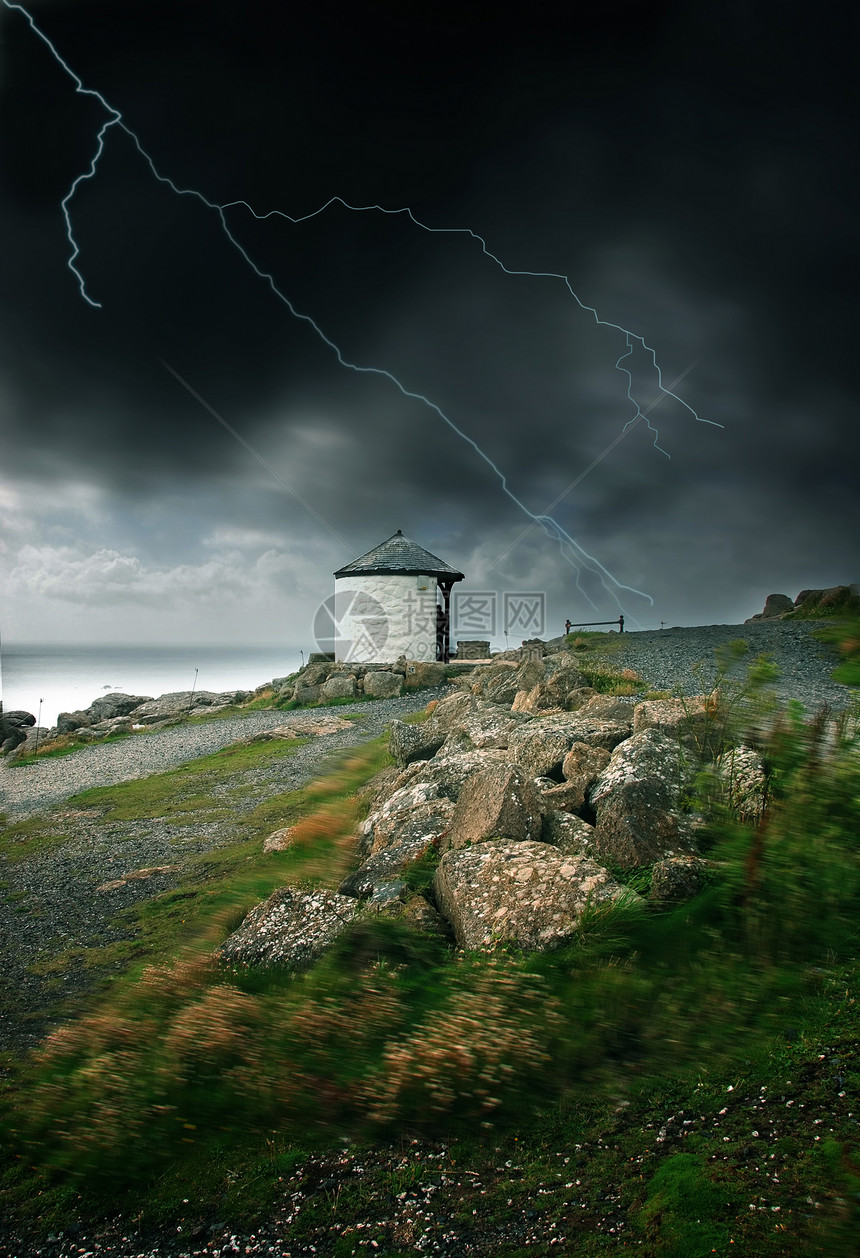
top-left (0, 691), bottom-right (446, 823)
top-left (599, 618), bottom-right (853, 712)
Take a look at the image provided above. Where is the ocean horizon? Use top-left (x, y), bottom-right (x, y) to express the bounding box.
top-left (0, 643), bottom-right (305, 728)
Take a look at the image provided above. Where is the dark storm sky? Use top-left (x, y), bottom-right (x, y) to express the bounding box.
top-left (1, 0), bottom-right (857, 644)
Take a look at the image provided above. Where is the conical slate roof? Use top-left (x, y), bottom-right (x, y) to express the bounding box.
top-left (333, 530), bottom-right (464, 580)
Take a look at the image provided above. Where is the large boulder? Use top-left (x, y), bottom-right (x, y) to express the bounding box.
top-left (87, 692), bottom-right (153, 721)
top-left (432, 840), bottom-right (633, 950)
top-left (56, 709), bottom-right (93, 735)
top-left (404, 660), bottom-right (447, 689)
top-left (217, 888), bottom-right (360, 970)
top-left (633, 697), bottom-right (712, 743)
top-left (392, 749), bottom-right (508, 803)
top-left (444, 762), bottom-right (544, 851)
top-left (511, 660), bottom-right (591, 713)
top-left (340, 798), bottom-right (455, 897)
top-left (364, 670), bottom-right (402, 699)
top-left (507, 711), bottom-right (632, 779)
top-left (321, 674), bottom-right (357, 700)
top-left (358, 781), bottom-right (448, 858)
top-left (588, 728), bottom-right (697, 866)
top-left (541, 809), bottom-right (597, 855)
top-left (293, 684), bottom-right (323, 706)
top-left (474, 659), bottom-right (544, 706)
top-left (388, 719), bottom-right (446, 767)
top-left (794, 585), bottom-right (860, 613)
top-left (560, 741), bottom-right (612, 802)
top-left (441, 701), bottom-right (526, 752)
top-left (0, 710), bottom-right (37, 756)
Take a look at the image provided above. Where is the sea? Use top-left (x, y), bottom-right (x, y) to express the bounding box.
top-left (0, 643), bottom-right (305, 729)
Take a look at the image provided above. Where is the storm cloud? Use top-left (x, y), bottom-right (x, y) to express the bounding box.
top-left (1, 0), bottom-right (857, 645)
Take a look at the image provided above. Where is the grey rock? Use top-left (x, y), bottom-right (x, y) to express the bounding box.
top-left (388, 719), bottom-right (445, 767)
top-left (445, 762), bottom-right (543, 851)
top-left (650, 856), bottom-right (711, 903)
top-left (633, 696), bottom-right (712, 742)
top-left (541, 809), bottom-right (597, 854)
top-left (217, 887), bottom-right (359, 970)
top-left (56, 710), bottom-right (93, 735)
top-left (293, 684), bottom-right (322, 706)
top-left (359, 796), bottom-right (455, 863)
top-left (86, 692), bottom-right (153, 721)
top-left (589, 728), bottom-right (697, 866)
top-left (393, 749), bottom-right (507, 803)
top-left (441, 701), bottom-right (525, 751)
top-left (364, 670), bottom-right (402, 699)
top-left (321, 674), bottom-right (357, 700)
top-left (507, 712), bottom-right (632, 779)
top-left (433, 839), bottom-right (633, 950)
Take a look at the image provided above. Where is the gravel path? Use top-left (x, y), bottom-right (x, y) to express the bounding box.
top-left (601, 618), bottom-right (853, 712)
top-left (0, 691), bottom-right (443, 823)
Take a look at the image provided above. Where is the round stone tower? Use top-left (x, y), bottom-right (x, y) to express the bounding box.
top-left (332, 530), bottom-right (464, 663)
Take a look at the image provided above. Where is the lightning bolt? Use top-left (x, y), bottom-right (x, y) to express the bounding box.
top-left (2, 0), bottom-right (720, 619)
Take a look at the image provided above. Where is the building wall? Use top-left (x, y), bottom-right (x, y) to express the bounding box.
top-left (334, 573), bottom-right (439, 663)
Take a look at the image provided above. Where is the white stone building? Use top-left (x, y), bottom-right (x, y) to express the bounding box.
top-left (333, 530), bottom-right (464, 663)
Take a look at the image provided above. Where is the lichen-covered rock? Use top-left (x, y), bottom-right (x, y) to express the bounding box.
top-left (472, 660), bottom-right (537, 706)
top-left (650, 856), bottom-right (711, 903)
top-left (441, 702), bottom-right (526, 751)
top-left (359, 786), bottom-right (450, 858)
top-left (445, 762), bottom-right (544, 851)
top-left (633, 696), bottom-right (711, 743)
top-left (263, 826), bottom-right (296, 853)
top-left (217, 888), bottom-right (360, 970)
top-left (432, 840), bottom-right (633, 950)
top-left (388, 718), bottom-right (445, 767)
top-left (576, 695), bottom-right (637, 723)
top-left (507, 712), bottom-right (632, 778)
top-left (364, 670), bottom-right (403, 699)
top-left (321, 674), bottom-right (357, 700)
top-left (339, 798), bottom-right (451, 896)
top-left (392, 749), bottom-right (507, 802)
top-left (562, 740), bottom-right (611, 784)
top-left (588, 728), bottom-right (697, 866)
top-left (716, 744), bottom-right (768, 821)
top-left (426, 691), bottom-right (478, 731)
top-left (294, 684), bottom-right (322, 706)
top-left (538, 779), bottom-right (590, 813)
top-left (541, 809), bottom-right (596, 854)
